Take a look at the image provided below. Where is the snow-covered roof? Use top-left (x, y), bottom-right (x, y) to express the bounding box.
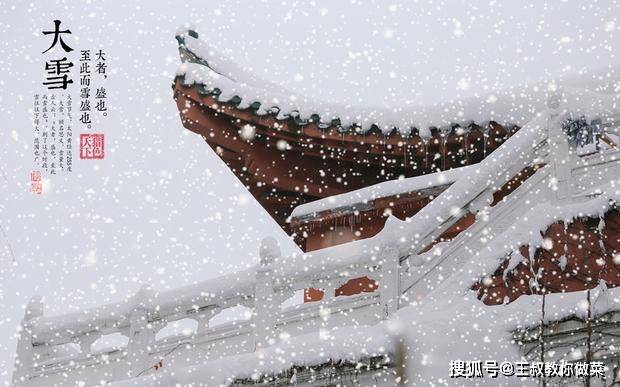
top-left (291, 164), bottom-right (474, 218)
top-left (175, 28), bottom-right (620, 136)
top-left (476, 180), bottom-right (620, 285)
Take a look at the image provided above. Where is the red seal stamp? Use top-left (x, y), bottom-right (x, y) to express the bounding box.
top-left (79, 133), bottom-right (105, 159)
top-left (29, 170), bottom-right (42, 194)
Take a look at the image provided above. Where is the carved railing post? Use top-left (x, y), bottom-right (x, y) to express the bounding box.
top-left (321, 281), bottom-right (336, 303)
top-left (254, 237), bottom-right (280, 349)
top-left (78, 334), bottom-right (99, 356)
top-left (12, 296), bottom-right (44, 386)
top-left (380, 245), bottom-right (401, 319)
top-left (126, 286), bottom-right (156, 377)
top-left (318, 280), bottom-right (337, 333)
top-left (546, 88), bottom-right (574, 201)
top-left (195, 306), bottom-right (221, 335)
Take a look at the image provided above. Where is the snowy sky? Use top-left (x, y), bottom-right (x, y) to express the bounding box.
top-left (0, 0), bottom-right (619, 383)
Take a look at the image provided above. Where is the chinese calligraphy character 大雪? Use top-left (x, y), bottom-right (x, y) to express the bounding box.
top-left (42, 20), bottom-right (74, 90)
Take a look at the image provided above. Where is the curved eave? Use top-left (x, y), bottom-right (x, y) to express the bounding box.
top-left (173, 76), bottom-right (517, 152)
top-left (174, 29), bottom-right (524, 137)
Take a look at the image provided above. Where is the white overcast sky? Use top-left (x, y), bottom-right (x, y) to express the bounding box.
top-left (0, 0), bottom-right (619, 383)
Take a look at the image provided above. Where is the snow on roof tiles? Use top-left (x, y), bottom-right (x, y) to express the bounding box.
top-left (175, 29), bottom-right (563, 136)
top-left (175, 27), bottom-right (620, 136)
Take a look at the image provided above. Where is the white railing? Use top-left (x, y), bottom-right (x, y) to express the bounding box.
top-left (13, 90), bottom-right (620, 386)
top-left (12, 237), bottom-right (400, 386)
top-left (398, 90), bottom-right (620, 300)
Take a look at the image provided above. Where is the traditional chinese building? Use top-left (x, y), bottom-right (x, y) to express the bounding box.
top-left (172, 30), bottom-right (551, 301)
top-left (173, 32), bottom-right (518, 251)
top-left (12, 27), bottom-right (620, 387)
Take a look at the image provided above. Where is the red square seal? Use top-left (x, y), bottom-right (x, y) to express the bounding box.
top-left (80, 133), bottom-right (105, 159)
top-left (30, 170), bottom-right (41, 182)
top-left (30, 182), bottom-right (42, 194)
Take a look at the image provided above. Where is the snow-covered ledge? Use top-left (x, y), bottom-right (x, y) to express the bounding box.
top-left (11, 237), bottom-right (402, 386)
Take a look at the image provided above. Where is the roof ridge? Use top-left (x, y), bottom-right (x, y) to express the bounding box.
top-left (174, 27), bottom-right (620, 136)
